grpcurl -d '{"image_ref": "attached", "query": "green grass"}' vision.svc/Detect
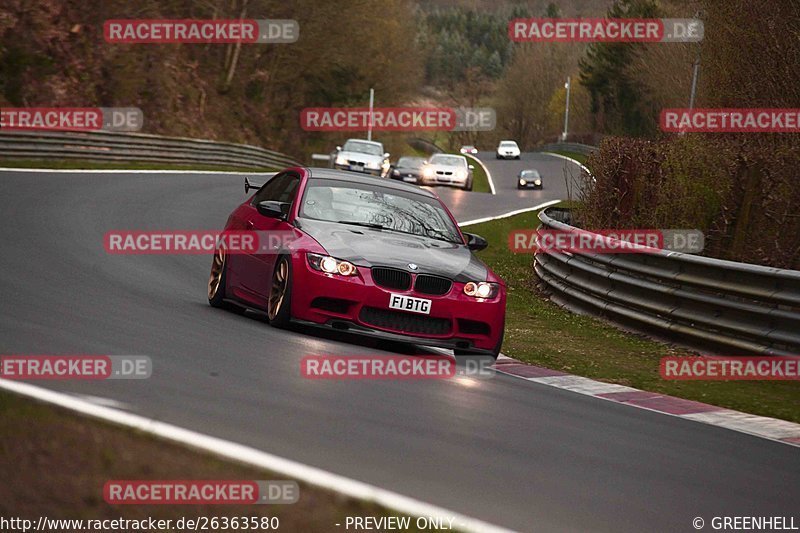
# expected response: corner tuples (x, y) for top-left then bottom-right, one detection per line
(543, 150), (588, 165)
(0, 391), (437, 531)
(0, 158), (279, 172)
(470, 207), (800, 424)
(462, 154), (491, 193)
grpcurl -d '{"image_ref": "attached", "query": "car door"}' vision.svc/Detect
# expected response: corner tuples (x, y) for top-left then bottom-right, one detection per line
(233, 172), (300, 305)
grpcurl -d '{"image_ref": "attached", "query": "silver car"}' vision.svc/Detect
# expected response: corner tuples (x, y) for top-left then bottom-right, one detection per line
(420, 154), (474, 190)
(334, 139), (391, 177)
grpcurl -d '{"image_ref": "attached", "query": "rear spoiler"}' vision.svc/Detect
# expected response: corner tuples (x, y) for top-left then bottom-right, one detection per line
(244, 177), (263, 194)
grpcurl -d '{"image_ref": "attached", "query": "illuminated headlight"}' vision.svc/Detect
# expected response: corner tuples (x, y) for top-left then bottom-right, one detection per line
(463, 281), (499, 299)
(392, 169), (400, 177)
(366, 161), (380, 169)
(307, 253), (358, 276)
(519, 179), (527, 186)
(335, 154), (347, 165)
(457, 169), (467, 179)
(534, 179), (541, 185)
(422, 166), (434, 179)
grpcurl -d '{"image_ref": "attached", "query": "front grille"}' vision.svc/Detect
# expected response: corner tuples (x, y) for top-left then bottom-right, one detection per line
(359, 307), (451, 335)
(371, 267), (411, 290)
(311, 297), (352, 314)
(414, 275), (452, 295)
(435, 170), (453, 175)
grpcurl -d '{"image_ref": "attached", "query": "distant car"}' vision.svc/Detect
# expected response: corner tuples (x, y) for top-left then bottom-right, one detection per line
(496, 140), (520, 160)
(334, 139), (391, 177)
(420, 154), (474, 190)
(517, 169), (542, 189)
(460, 145), (478, 155)
(390, 156), (426, 184)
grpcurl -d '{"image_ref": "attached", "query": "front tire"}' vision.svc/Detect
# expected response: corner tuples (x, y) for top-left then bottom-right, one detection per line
(268, 255), (293, 328)
(208, 247), (228, 308)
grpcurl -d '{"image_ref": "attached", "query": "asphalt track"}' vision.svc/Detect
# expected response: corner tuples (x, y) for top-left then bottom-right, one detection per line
(1, 153), (798, 532)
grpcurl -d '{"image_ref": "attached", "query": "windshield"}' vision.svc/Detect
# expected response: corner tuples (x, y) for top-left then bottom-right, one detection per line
(300, 179), (461, 243)
(342, 140), (383, 156)
(397, 157), (425, 169)
(500, 141), (517, 147)
(521, 170), (540, 178)
(429, 155), (466, 166)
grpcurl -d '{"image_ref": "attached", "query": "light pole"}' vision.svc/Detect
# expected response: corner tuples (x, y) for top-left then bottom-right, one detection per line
(367, 88), (374, 141)
(562, 76), (570, 142)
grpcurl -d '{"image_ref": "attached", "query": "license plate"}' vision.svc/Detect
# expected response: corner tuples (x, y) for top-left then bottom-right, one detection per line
(350, 165), (364, 172)
(389, 293), (431, 315)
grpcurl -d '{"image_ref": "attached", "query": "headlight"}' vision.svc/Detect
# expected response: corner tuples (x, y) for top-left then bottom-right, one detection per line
(335, 154), (347, 165)
(422, 167), (434, 178)
(463, 281), (499, 299)
(534, 179), (541, 185)
(307, 253), (358, 276)
(392, 169), (399, 177)
(519, 179), (527, 186)
(458, 169), (467, 179)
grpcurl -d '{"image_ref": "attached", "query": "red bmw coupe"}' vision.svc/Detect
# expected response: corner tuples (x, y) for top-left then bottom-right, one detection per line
(208, 167), (505, 358)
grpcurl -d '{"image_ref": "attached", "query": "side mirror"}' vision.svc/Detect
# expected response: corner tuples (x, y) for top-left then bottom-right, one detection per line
(256, 200), (288, 219)
(244, 177), (263, 194)
(336, 146), (342, 151)
(383, 153), (390, 159)
(468, 164), (474, 170)
(422, 160), (428, 165)
(463, 232), (488, 251)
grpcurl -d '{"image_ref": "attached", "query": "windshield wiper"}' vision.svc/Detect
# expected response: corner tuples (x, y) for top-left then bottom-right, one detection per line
(337, 220), (388, 230)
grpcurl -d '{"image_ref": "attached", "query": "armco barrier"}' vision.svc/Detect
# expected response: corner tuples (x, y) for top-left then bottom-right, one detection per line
(534, 207), (800, 356)
(0, 130), (300, 169)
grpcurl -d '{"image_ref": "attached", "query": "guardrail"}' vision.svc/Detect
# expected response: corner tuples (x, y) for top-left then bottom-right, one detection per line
(537, 142), (596, 155)
(534, 207), (800, 356)
(0, 130), (300, 169)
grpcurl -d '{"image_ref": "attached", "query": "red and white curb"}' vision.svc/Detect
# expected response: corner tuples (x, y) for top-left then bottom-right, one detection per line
(492, 354), (800, 448)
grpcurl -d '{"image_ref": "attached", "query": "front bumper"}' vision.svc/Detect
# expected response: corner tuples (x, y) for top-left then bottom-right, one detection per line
(335, 163), (382, 176)
(290, 256), (505, 353)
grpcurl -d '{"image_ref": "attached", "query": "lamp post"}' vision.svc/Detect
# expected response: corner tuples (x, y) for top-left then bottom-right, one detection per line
(562, 76), (571, 142)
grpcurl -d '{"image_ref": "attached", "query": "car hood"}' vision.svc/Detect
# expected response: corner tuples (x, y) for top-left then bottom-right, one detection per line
(338, 151), (384, 164)
(298, 218), (488, 282)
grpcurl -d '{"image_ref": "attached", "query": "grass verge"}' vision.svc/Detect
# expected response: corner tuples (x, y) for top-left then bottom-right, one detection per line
(0, 159), (278, 172)
(0, 391), (429, 530)
(542, 150), (588, 165)
(462, 154), (491, 193)
(471, 208), (800, 424)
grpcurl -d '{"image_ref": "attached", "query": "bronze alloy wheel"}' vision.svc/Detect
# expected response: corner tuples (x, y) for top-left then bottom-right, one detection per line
(268, 257), (289, 321)
(208, 246), (226, 301)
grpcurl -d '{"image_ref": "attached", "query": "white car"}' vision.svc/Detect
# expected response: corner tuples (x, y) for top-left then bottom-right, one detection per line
(420, 154), (474, 190)
(334, 139), (390, 177)
(496, 140), (521, 160)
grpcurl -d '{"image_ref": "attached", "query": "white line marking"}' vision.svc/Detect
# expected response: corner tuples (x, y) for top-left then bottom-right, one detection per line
(0, 167), (277, 175)
(0, 379), (516, 533)
(459, 200), (561, 227)
(463, 154), (495, 195)
(539, 152), (592, 176)
(528, 375), (638, 396)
